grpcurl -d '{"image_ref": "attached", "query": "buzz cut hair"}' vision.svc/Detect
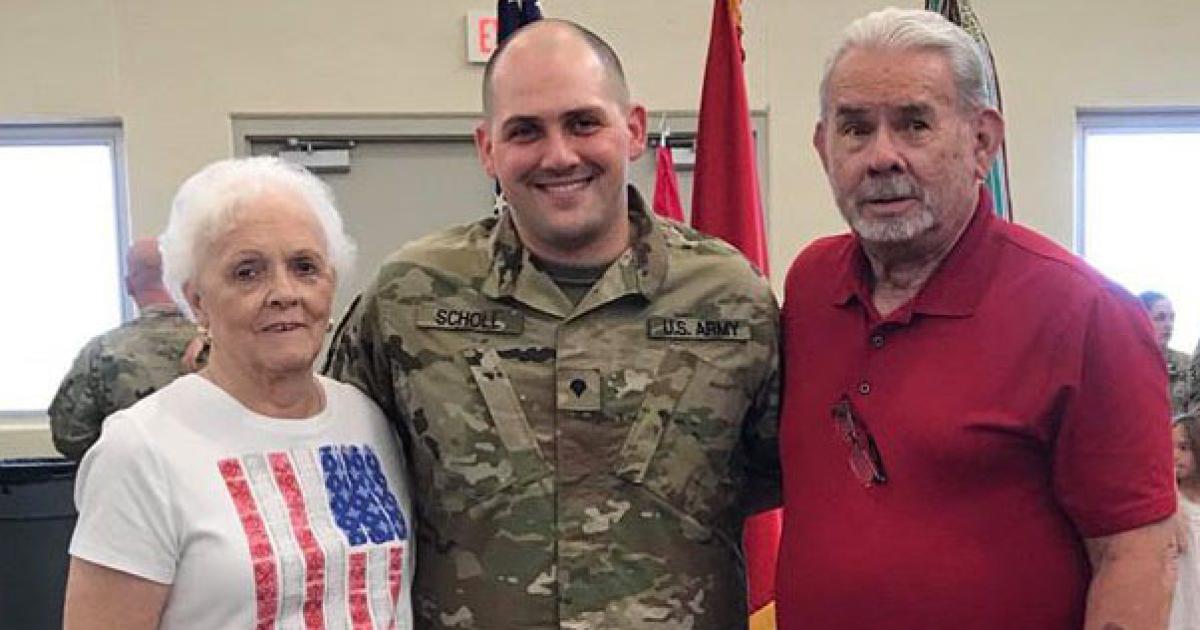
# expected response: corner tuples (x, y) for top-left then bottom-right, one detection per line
(481, 19), (630, 118)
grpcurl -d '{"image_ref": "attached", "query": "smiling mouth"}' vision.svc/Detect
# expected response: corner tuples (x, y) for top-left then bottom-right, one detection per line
(262, 322), (305, 333)
(534, 175), (594, 194)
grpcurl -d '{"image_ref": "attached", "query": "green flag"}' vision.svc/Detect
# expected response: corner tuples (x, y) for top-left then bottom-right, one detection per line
(927, 0), (1013, 220)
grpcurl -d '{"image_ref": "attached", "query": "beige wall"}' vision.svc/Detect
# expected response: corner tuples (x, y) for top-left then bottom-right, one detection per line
(3, 0), (1200, 455)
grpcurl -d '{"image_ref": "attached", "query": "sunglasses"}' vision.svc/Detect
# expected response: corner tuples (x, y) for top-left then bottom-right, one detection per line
(831, 396), (887, 487)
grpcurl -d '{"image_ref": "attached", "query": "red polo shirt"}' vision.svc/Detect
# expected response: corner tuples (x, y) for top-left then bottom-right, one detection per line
(776, 193), (1175, 629)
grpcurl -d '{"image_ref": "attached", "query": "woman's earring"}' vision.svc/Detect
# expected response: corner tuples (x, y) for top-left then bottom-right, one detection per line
(492, 190), (510, 216)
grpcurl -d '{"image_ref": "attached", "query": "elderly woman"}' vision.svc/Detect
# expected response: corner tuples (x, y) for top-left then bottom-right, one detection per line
(63, 157), (413, 629)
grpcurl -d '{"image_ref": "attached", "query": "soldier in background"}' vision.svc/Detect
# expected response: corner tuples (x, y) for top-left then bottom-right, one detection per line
(1139, 291), (1191, 414)
(327, 19), (780, 629)
(48, 237), (200, 460)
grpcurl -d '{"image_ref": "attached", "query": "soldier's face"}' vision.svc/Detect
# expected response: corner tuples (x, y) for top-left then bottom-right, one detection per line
(475, 32), (647, 264)
(184, 190), (335, 379)
(814, 47), (1002, 250)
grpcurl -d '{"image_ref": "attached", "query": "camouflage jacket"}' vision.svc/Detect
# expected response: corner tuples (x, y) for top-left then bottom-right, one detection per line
(1168, 348), (1192, 415)
(327, 191), (780, 629)
(48, 304), (198, 460)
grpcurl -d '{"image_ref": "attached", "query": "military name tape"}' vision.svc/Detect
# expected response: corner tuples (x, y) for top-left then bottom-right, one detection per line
(646, 317), (751, 341)
(417, 306), (524, 334)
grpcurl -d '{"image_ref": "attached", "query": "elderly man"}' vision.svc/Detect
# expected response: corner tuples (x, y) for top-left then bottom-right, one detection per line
(327, 19), (779, 630)
(776, 8), (1175, 629)
(49, 237), (200, 460)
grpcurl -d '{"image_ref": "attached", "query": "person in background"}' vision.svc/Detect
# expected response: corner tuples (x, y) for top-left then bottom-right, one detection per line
(1140, 291), (1191, 415)
(326, 19), (779, 629)
(776, 8), (1175, 629)
(49, 237), (200, 460)
(63, 157), (414, 629)
(1172, 414), (1200, 629)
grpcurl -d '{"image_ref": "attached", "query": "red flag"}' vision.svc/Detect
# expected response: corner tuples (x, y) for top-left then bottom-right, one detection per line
(745, 510), (781, 626)
(691, 0), (769, 275)
(692, 1), (778, 624)
(652, 146), (685, 222)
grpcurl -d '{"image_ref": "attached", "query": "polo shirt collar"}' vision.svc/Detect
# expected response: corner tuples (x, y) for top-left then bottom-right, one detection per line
(833, 187), (999, 320)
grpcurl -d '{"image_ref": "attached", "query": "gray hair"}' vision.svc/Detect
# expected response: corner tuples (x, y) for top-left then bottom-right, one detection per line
(160, 156), (356, 319)
(818, 7), (989, 118)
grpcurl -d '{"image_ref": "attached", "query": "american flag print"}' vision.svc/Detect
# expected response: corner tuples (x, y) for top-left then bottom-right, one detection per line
(219, 444), (409, 630)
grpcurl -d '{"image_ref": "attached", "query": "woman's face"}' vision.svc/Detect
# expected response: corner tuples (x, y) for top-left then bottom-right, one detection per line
(1175, 424), (1196, 482)
(185, 189), (335, 380)
(1147, 298), (1175, 351)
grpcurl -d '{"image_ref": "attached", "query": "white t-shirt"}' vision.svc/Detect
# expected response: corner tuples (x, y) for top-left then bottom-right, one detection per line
(71, 374), (414, 630)
(1172, 495), (1200, 630)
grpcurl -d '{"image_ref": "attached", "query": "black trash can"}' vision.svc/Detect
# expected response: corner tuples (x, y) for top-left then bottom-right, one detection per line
(0, 458), (77, 630)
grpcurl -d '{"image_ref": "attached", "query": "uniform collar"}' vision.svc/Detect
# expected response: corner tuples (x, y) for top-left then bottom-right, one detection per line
(138, 303), (185, 319)
(481, 186), (668, 316)
(832, 187), (999, 321)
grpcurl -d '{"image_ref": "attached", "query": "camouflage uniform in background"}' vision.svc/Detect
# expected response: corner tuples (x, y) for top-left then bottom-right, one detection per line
(1186, 342), (1200, 413)
(48, 304), (198, 460)
(1167, 348), (1191, 415)
(327, 190), (780, 629)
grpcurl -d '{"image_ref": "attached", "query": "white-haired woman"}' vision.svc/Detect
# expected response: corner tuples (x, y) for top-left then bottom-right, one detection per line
(63, 157), (413, 629)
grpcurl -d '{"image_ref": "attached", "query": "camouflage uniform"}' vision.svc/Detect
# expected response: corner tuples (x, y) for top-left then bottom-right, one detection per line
(48, 304), (198, 460)
(327, 190), (780, 629)
(1170, 348), (1193, 415)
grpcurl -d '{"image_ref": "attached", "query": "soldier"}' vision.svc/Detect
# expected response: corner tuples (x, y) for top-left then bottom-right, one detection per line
(1139, 291), (1191, 414)
(48, 237), (200, 460)
(327, 19), (780, 629)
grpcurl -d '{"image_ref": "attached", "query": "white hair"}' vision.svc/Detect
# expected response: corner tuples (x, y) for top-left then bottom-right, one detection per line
(818, 7), (990, 118)
(160, 156), (356, 319)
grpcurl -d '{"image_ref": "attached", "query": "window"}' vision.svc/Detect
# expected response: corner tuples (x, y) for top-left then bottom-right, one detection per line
(1077, 110), (1200, 354)
(0, 122), (129, 415)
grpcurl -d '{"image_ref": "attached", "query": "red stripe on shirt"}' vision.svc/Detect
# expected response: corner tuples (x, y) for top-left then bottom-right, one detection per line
(348, 551), (373, 629)
(219, 458), (279, 629)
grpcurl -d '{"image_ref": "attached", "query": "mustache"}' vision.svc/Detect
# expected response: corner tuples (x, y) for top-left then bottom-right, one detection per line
(855, 175), (923, 203)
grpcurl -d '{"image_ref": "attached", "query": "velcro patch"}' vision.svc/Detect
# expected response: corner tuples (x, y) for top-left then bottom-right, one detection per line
(417, 305), (523, 334)
(646, 317), (751, 341)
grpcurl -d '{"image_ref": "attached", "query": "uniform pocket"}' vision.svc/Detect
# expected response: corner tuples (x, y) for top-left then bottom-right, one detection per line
(409, 345), (550, 515)
(616, 348), (751, 525)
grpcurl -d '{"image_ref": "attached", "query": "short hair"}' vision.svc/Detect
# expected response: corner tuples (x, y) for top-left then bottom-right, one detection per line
(818, 7), (989, 118)
(160, 156), (356, 320)
(1138, 290), (1168, 310)
(482, 19), (630, 117)
(125, 237), (166, 294)
(1175, 414), (1200, 479)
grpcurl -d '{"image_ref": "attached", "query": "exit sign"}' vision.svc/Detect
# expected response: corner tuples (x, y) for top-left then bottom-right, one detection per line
(466, 10), (499, 64)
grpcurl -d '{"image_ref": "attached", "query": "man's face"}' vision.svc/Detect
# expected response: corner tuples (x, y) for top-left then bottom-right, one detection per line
(814, 47), (1001, 249)
(1147, 297), (1176, 350)
(1175, 423), (1196, 482)
(475, 30), (647, 264)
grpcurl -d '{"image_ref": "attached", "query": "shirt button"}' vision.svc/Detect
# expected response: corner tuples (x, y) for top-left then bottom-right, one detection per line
(857, 381), (871, 396)
(870, 334), (885, 348)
